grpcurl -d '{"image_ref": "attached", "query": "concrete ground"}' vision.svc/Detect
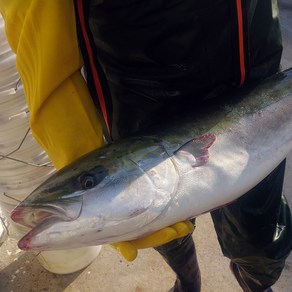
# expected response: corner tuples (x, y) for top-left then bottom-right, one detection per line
(1, 1), (292, 291)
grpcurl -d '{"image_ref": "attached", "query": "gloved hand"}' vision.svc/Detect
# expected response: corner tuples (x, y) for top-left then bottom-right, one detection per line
(111, 220), (195, 261)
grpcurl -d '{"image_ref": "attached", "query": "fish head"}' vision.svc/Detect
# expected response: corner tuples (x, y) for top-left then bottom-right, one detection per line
(11, 161), (107, 250)
(11, 137), (178, 250)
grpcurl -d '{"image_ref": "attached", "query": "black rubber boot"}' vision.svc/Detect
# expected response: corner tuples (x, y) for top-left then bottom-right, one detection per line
(155, 234), (201, 292)
(230, 262), (273, 292)
(212, 160), (291, 291)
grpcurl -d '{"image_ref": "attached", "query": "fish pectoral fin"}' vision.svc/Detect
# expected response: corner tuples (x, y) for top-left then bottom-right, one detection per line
(174, 134), (216, 167)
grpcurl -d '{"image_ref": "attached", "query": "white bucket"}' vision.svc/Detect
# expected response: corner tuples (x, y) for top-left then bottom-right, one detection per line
(36, 246), (102, 274)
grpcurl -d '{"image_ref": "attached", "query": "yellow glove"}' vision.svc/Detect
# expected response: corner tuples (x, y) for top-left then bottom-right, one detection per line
(111, 221), (195, 261)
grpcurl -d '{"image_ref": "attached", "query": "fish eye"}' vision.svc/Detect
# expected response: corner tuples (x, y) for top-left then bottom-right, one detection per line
(78, 173), (97, 190)
(75, 166), (107, 190)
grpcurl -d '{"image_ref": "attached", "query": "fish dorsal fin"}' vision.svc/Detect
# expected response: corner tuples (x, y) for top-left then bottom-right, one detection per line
(174, 134), (216, 167)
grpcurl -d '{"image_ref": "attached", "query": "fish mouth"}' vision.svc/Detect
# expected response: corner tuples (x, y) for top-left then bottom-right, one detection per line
(11, 206), (65, 229)
(10, 195), (84, 250)
(11, 205), (81, 251)
(10, 206), (69, 250)
(11, 193), (84, 229)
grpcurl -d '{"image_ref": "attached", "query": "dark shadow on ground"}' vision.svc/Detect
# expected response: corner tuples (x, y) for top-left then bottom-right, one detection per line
(0, 246), (83, 292)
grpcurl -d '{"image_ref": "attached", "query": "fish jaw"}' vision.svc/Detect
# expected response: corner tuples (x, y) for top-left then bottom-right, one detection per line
(10, 190), (85, 251)
(13, 194), (94, 250)
(11, 202), (85, 251)
(16, 211), (106, 251)
(17, 218), (65, 250)
(11, 192), (84, 227)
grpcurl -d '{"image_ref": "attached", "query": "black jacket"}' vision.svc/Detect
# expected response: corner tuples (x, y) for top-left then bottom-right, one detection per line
(74, 0), (283, 139)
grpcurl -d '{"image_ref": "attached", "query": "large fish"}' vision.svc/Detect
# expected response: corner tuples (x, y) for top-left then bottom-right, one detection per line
(11, 69), (292, 251)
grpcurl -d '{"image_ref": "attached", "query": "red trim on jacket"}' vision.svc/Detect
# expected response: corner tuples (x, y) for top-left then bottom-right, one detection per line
(76, 0), (110, 133)
(235, 0), (246, 86)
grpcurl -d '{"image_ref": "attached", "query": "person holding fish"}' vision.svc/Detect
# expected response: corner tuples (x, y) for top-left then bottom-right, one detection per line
(1, 0), (291, 291)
